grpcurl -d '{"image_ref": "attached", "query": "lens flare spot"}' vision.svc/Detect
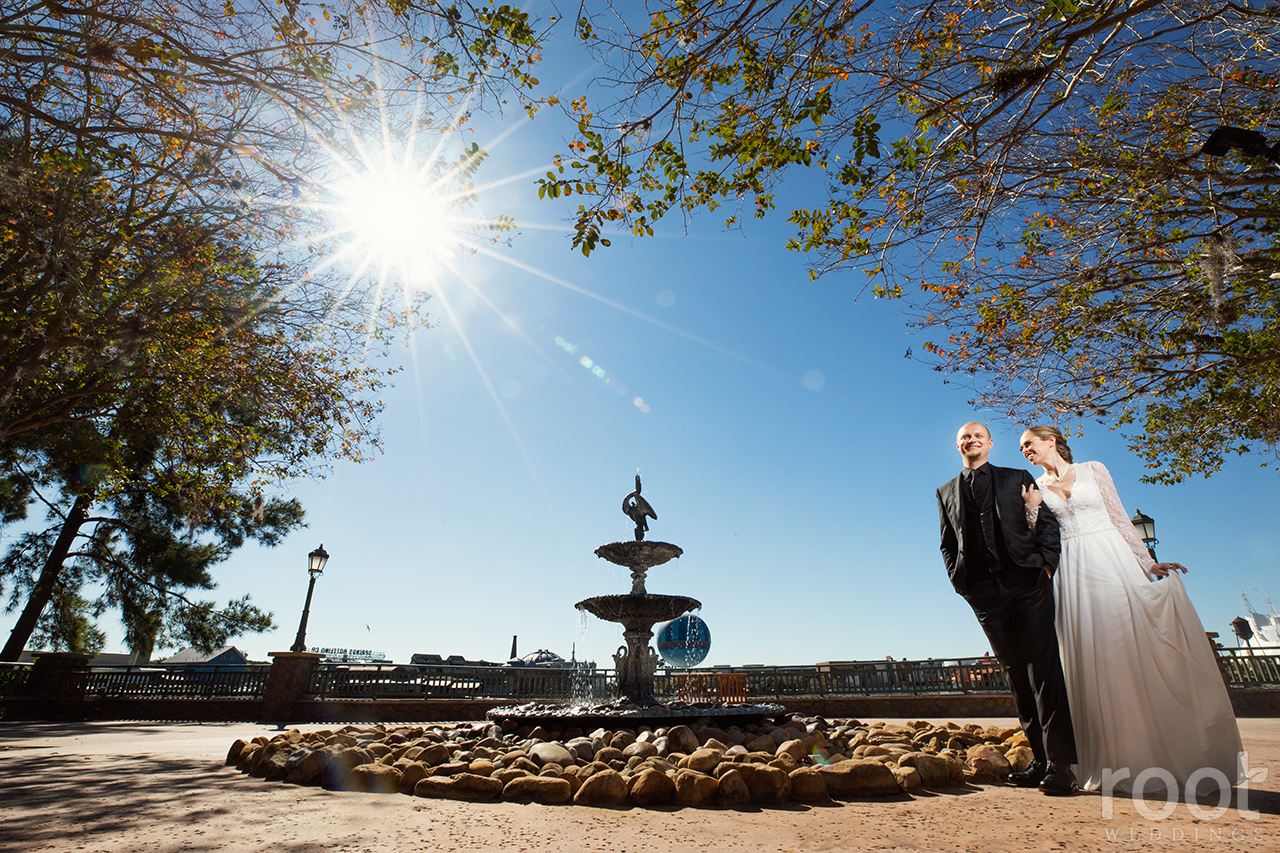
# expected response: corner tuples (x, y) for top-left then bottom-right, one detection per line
(802, 370), (826, 392)
(500, 379), (522, 399)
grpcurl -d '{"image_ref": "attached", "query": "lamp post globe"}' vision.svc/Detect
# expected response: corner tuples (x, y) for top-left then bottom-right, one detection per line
(291, 544), (329, 653)
(308, 543), (330, 578)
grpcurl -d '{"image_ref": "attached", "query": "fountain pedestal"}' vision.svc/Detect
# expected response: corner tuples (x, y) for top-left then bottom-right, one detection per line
(576, 582), (700, 706)
(616, 627), (660, 706)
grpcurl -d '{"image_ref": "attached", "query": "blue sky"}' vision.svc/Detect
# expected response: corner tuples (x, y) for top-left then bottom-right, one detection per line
(193, 173), (1279, 667)
(3, 14), (1277, 667)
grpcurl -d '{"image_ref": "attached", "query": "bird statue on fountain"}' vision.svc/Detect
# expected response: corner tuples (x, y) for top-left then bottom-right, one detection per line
(622, 474), (657, 541)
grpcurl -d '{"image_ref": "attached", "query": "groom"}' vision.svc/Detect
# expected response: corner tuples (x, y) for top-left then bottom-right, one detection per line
(938, 422), (1078, 795)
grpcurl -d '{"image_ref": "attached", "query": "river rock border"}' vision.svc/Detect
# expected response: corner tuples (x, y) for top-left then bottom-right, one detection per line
(226, 715), (1035, 807)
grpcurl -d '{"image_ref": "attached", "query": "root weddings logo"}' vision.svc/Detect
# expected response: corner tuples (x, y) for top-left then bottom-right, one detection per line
(1099, 751), (1269, 821)
(1102, 827), (1266, 843)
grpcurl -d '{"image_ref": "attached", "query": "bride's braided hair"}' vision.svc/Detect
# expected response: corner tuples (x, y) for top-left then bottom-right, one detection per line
(1026, 425), (1073, 463)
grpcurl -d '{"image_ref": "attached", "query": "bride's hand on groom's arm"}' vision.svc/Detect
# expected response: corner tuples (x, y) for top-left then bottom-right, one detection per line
(1150, 562), (1188, 577)
(1021, 484), (1042, 508)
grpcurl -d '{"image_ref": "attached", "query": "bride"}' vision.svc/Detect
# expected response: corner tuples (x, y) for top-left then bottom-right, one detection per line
(1019, 425), (1242, 795)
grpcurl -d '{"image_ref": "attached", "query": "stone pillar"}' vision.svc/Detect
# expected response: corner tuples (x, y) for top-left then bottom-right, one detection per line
(28, 652), (92, 720)
(260, 651), (324, 724)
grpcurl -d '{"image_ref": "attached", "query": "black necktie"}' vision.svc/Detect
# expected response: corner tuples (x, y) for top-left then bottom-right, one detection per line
(969, 467), (988, 506)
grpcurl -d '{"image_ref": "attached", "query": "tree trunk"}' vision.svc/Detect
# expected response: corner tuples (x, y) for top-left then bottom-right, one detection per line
(0, 493), (91, 661)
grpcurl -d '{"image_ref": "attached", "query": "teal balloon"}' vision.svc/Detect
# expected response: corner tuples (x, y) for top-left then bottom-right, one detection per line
(656, 614), (711, 668)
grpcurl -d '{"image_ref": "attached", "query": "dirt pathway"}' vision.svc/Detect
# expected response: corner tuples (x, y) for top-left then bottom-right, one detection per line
(2, 718), (1277, 852)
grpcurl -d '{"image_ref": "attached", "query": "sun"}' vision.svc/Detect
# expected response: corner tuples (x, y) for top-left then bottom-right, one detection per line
(331, 159), (460, 285)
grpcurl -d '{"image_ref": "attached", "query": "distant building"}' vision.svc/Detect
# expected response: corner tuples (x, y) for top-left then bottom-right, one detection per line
(407, 648), (596, 671)
(159, 647), (251, 670)
(409, 653), (502, 668)
(16, 651), (133, 667)
(513, 649), (572, 668)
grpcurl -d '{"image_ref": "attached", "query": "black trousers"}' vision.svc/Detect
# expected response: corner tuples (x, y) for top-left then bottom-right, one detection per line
(963, 568), (1077, 765)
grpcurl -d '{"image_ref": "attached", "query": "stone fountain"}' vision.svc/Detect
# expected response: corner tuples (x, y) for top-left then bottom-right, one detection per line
(577, 475), (698, 706)
(488, 476), (782, 728)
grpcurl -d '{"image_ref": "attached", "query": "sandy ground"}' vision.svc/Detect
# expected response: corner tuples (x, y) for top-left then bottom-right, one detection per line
(2, 717), (1279, 853)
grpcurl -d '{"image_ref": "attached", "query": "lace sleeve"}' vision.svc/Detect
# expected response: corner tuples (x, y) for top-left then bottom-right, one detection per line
(1089, 460), (1156, 574)
(1025, 502), (1040, 529)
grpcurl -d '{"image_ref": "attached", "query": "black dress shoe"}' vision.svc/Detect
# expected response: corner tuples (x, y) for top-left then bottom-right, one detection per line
(1039, 762), (1078, 796)
(1008, 759), (1048, 788)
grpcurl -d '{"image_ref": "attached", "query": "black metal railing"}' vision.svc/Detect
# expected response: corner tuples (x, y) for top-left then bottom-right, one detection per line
(0, 664), (31, 697)
(81, 665), (271, 699)
(301, 657), (1012, 702)
(13, 646), (1274, 709)
(663, 659), (1010, 699)
(308, 663), (617, 702)
(1216, 648), (1280, 688)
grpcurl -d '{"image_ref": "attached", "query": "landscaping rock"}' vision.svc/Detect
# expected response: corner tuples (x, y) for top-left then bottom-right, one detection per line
(397, 763), (430, 794)
(776, 738), (808, 762)
(350, 763), (401, 793)
(321, 747), (374, 791)
(716, 768), (751, 807)
(594, 746), (625, 764)
(966, 745), (1012, 777)
(414, 773), (504, 801)
(528, 742), (576, 768)
(1004, 745), (1035, 773)
(418, 743), (452, 766)
(679, 748), (723, 774)
(503, 775), (573, 805)
(733, 762), (791, 803)
(226, 739), (248, 766)
(898, 752), (954, 789)
(817, 759), (900, 798)
(788, 767), (831, 803)
(674, 769), (718, 807)
(666, 726), (700, 755)
(573, 769), (628, 806)
(964, 757), (1004, 785)
(621, 741), (659, 759)
(232, 716), (1045, 811)
(628, 768), (676, 806)
(891, 765), (923, 793)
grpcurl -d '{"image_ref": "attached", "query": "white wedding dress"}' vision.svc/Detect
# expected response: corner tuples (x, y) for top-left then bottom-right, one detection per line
(1036, 460), (1242, 794)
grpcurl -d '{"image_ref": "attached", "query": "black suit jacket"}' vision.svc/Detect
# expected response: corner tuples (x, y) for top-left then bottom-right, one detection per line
(937, 464), (1061, 595)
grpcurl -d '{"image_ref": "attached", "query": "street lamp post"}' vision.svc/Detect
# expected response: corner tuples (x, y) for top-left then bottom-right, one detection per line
(290, 544), (330, 653)
(1129, 509), (1158, 561)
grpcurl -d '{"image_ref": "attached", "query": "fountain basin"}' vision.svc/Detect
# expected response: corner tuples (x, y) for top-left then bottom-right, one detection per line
(575, 593), (700, 626)
(487, 700), (787, 730)
(594, 541), (683, 569)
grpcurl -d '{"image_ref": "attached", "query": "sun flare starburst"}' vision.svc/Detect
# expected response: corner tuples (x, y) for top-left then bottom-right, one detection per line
(330, 159), (459, 286)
